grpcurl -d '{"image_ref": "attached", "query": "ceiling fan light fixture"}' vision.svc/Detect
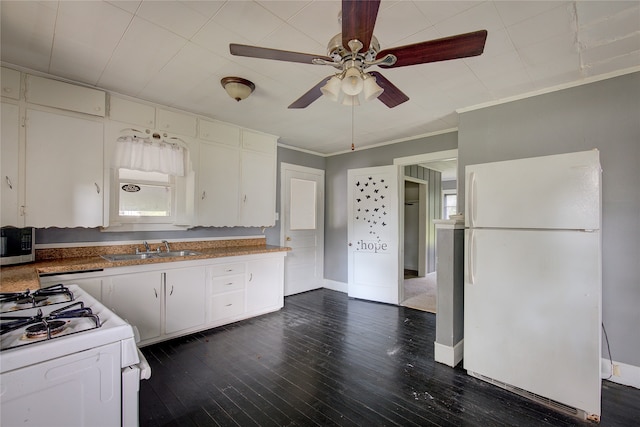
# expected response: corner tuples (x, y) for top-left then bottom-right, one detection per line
(320, 75), (342, 102)
(341, 66), (364, 96)
(362, 73), (384, 101)
(221, 76), (255, 102)
(341, 94), (360, 106)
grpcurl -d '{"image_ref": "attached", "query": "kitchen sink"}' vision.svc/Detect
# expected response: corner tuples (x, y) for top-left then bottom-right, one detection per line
(101, 253), (157, 262)
(155, 250), (202, 258)
(101, 250), (201, 262)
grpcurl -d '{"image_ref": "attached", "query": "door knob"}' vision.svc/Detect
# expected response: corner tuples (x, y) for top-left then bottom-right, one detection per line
(348, 242), (352, 246)
(286, 236), (291, 241)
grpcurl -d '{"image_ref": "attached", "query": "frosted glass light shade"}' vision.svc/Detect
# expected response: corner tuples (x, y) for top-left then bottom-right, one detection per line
(341, 67), (364, 96)
(362, 73), (384, 101)
(221, 77), (255, 101)
(341, 94), (360, 106)
(320, 76), (342, 102)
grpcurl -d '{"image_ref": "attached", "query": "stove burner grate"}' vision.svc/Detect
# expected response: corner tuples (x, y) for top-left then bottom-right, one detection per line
(0, 284), (74, 311)
(25, 320), (66, 338)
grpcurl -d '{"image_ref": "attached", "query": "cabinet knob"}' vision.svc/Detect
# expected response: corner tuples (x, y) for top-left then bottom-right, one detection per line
(286, 236), (291, 241)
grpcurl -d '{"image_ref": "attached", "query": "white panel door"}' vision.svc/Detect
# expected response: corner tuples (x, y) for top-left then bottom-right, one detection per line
(464, 228), (601, 417)
(465, 150), (601, 230)
(281, 164), (324, 296)
(348, 165), (402, 305)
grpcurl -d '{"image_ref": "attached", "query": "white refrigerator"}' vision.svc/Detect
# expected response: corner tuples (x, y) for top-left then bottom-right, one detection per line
(463, 150), (602, 422)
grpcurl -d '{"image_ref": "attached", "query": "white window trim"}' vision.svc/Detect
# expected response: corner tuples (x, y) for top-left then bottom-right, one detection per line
(442, 189), (457, 219)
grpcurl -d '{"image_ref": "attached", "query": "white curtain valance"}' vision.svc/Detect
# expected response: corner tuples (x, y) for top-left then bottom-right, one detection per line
(113, 135), (185, 176)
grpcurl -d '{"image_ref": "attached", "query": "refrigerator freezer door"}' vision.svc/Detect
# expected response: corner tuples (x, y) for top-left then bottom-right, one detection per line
(464, 228), (601, 417)
(465, 150), (601, 230)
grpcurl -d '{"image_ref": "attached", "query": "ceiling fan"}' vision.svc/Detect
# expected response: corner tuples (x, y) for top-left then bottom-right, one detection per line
(230, 0), (487, 109)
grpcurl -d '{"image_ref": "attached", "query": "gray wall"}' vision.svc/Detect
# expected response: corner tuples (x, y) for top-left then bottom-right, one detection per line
(457, 71), (640, 367)
(37, 146), (326, 248)
(325, 132), (458, 282)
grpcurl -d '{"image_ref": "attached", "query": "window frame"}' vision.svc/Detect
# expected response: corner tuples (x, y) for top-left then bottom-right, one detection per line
(112, 168), (177, 225)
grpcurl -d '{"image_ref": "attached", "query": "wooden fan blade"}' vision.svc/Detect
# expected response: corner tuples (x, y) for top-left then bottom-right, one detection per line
(230, 44), (332, 65)
(368, 71), (409, 108)
(378, 30), (488, 68)
(342, 0), (381, 52)
(288, 77), (332, 109)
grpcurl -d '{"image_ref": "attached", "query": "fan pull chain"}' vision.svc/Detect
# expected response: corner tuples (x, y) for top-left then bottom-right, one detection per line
(351, 103), (355, 151)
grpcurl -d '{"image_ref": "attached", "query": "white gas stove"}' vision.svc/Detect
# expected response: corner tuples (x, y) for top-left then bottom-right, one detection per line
(0, 284), (150, 426)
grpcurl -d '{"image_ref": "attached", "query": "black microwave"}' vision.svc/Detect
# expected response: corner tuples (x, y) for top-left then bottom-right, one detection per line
(0, 227), (35, 266)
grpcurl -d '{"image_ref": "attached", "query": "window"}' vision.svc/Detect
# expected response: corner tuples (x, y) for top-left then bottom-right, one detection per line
(442, 190), (457, 219)
(115, 168), (175, 223)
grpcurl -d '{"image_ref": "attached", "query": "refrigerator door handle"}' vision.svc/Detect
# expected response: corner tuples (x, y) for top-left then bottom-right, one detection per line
(468, 171), (477, 227)
(467, 229), (476, 285)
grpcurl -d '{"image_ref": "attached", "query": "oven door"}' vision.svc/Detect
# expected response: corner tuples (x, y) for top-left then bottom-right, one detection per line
(0, 342), (122, 427)
(122, 348), (151, 427)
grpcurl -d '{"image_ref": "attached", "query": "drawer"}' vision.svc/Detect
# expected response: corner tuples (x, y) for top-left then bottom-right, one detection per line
(209, 291), (244, 322)
(210, 274), (245, 294)
(208, 262), (246, 277)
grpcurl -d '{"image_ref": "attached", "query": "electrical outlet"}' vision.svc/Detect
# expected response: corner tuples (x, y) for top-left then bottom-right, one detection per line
(613, 364), (621, 376)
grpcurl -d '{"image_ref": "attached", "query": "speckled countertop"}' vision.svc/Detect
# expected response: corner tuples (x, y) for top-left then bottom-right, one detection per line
(0, 238), (290, 293)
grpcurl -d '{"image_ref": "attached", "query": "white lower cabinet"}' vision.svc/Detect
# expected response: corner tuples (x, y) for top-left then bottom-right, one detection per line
(39, 252), (285, 347)
(164, 267), (206, 335)
(105, 271), (162, 343)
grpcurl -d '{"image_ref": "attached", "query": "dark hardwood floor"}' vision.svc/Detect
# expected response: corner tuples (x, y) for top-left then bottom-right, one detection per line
(139, 289), (640, 426)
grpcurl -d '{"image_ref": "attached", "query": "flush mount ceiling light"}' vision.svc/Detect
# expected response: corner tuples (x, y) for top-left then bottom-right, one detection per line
(221, 77), (255, 102)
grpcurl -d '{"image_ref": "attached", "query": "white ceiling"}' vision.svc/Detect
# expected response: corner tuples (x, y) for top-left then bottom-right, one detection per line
(1, 1), (639, 155)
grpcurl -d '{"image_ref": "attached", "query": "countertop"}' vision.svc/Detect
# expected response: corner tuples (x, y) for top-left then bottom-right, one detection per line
(1, 239), (290, 293)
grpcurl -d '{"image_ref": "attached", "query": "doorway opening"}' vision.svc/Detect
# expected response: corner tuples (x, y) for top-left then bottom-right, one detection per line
(394, 150), (458, 313)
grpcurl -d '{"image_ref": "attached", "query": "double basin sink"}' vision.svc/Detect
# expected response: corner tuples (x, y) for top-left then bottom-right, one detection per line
(101, 250), (202, 262)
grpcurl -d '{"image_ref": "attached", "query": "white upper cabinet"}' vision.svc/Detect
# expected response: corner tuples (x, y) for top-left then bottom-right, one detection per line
(25, 109), (104, 227)
(25, 75), (105, 117)
(1, 67), (21, 100)
(240, 130), (277, 227)
(109, 96), (155, 128)
(1, 102), (21, 226)
(199, 119), (240, 147)
(157, 108), (197, 137)
(198, 141), (241, 226)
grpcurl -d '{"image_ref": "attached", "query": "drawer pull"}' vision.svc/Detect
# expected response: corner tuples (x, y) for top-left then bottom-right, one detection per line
(225, 282), (233, 286)
(225, 303), (233, 307)
(5, 176), (13, 189)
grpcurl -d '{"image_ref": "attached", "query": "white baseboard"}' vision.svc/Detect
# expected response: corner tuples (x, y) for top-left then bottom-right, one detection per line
(434, 339), (464, 368)
(323, 279), (347, 293)
(601, 358), (640, 389)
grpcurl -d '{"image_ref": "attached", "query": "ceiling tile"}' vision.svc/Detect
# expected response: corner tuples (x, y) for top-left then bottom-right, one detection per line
(506, 4), (575, 49)
(136, 1), (210, 39)
(583, 50), (640, 76)
(578, 5), (640, 47)
(192, 20), (254, 58)
(517, 31), (578, 67)
(210, 1), (284, 44)
(434, 2), (504, 37)
(413, 1), (482, 25)
(576, 1), (639, 26)
(285, 1), (343, 47)
(98, 17), (187, 95)
(494, 1), (568, 27)
(256, 0), (313, 22)
(179, 0), (225, 18)
(0, 1), (57, 72)
(106, 1), (141, 14)
(373, 1), (433, 47)
(50, 2), (133, 84)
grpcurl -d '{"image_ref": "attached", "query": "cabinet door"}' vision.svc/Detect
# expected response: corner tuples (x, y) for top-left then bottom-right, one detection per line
(105, 272), (162, 343)
(26, 75), (105, 117)
(199, 119), (240, 146)
(198, 141), (240, 226)
(1, 67), (21, 100)
(240, 149), (276, 226)
(165, 266), (206, 334)
(157, 108), (197, 137)
(246, 257), (283, 314)
(1, 103), (21, 226)
(109, 96), (155, 128)
(25, 109), (104, 227)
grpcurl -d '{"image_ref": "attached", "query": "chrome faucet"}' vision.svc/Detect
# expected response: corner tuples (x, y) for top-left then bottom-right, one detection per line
(162, 240), (171, 253)
(143, 241), (151, 252)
